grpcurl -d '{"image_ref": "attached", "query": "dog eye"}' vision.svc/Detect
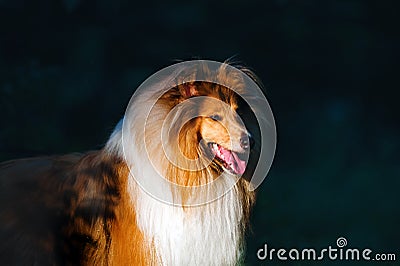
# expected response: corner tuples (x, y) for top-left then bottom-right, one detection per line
(209, 114), (222, 121)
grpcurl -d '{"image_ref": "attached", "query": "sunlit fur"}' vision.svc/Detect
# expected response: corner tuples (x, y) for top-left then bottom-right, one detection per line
(0, 62), (257, 265)
(105, 63), (256, 265)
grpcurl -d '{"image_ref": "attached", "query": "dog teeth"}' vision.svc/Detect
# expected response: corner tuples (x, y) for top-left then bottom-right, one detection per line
(213, 143), (218, 150)
(221, 154), (225, 160)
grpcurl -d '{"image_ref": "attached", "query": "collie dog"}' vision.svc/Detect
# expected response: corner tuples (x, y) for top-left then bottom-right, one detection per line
(0, 61), (262, 265)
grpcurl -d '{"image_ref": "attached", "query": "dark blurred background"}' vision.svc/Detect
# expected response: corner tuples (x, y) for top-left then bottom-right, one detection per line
(0, 0), (399, 265)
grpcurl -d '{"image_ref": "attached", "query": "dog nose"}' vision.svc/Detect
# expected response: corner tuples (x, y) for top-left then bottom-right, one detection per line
(240, 133), (254, 150)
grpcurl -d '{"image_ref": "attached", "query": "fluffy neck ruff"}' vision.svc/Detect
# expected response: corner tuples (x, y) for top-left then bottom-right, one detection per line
(105, 84), (254, 265)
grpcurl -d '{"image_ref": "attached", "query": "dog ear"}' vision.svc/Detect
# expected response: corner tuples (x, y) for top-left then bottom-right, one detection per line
(178, 82), (199, 99)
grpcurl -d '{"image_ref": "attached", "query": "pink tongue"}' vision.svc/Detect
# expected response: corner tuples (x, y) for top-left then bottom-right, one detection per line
(220, 148), (246, 175)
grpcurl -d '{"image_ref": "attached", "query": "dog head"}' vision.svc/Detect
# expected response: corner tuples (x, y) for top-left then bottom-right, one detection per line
(160, 81), (255, 177)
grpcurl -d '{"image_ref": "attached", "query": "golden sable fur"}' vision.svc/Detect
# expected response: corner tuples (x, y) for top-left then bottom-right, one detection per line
(0, 62), (259, 265)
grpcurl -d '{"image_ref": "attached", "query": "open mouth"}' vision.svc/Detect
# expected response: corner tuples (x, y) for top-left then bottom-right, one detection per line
(208, 142), (247, 175)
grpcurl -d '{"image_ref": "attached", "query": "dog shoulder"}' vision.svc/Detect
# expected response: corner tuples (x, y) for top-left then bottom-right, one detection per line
(0, 152), (127, 264)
